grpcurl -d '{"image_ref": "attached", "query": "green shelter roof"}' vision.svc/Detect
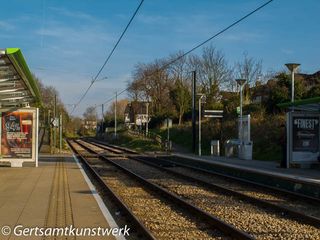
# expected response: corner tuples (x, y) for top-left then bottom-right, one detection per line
(0, 48), (41, 108)
(277, 97), (320, 112)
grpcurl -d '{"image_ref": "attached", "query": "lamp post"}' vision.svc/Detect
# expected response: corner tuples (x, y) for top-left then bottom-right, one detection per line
(198, 94), (206, 156)
(236, 79), (246, 143)
(285, 63), (300, 106)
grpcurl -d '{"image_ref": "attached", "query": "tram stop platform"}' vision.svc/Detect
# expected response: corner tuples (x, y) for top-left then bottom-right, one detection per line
(170, 153), (320, 199)
(0, 154), (124, 240)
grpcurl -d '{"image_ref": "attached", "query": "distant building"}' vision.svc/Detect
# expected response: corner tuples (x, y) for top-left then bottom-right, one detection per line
(295, 71), (320, 91)
(81, 120), (97, 130)
(251, 81), (274, 104)
(124, 101), (150, 128)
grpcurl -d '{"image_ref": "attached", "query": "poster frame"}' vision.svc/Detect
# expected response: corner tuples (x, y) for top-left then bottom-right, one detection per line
(287, 111), (320, 166)
(0, 107), (39, 167)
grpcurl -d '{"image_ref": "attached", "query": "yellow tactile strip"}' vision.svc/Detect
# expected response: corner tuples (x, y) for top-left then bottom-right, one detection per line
(43, 160), (75, 240)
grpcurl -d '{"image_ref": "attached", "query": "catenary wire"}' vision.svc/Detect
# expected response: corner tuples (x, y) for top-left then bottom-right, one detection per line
(94, 0), (274, 111)
(71, 0), (145, 114)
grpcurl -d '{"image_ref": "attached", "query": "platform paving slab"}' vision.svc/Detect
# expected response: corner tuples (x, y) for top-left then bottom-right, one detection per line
(0, 155), (118, 240)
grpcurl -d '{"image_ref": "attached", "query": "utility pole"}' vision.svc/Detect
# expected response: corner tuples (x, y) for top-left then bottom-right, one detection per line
(101, 104), (104, 135)
(198, 95), (205, 156)
(146, 102), (149, 137)
(192, 71), (196, 154)
(59, 113), (62, 153)
(114, 92), (117, 138)
(49, 110), (53, 154)
(53, 94), (56, 154)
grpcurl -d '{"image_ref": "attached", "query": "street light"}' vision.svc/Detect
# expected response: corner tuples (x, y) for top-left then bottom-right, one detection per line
(285, 63), (300, 105)
(198, 94), (206, 156)
(236, 79), (246, 143)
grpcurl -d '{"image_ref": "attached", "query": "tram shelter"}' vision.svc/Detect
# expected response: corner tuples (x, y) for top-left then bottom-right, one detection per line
(278, 97), (320, 168)
(0, 48), (41, 167)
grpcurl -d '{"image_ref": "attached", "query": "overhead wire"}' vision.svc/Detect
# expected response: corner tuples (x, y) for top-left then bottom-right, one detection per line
(71, 0), (145, 114)
(94, 0), (274, 109)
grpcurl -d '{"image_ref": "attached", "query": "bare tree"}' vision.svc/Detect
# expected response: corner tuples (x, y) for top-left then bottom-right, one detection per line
(187, 46), (232, 92)
(83, 106), (97, 121)
(167, 51), (191, 125)
(234, 52), (262, 102)
(235, 52), (262, 86)
(201, 45), (233, 91)
(105, 99), (129, 122)
(128, 58), (175, 118)
(128, 63), (149, 101)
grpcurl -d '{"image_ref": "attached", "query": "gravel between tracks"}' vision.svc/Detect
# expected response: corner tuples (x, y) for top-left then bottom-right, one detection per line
(111, 157), (320, 240)
(89, 159), (227, 240)
(84, 141), (320, 219)
(73, 141), (228, 239)
(167, 165), (320, 219)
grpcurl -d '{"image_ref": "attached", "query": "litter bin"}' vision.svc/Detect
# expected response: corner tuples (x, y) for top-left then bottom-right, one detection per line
(238, 141), (253, 160)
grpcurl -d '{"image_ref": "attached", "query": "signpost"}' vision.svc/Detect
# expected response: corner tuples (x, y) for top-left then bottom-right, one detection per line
(204, 110), (223, 118)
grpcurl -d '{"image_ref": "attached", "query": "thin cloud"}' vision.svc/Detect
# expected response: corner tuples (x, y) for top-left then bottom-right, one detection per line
(137, 14), (170, 25)
(48, 7), (96, 22)
(222, 32), (263, 42)
(0, 20), (15, 31)
(281, 48), (294, 55)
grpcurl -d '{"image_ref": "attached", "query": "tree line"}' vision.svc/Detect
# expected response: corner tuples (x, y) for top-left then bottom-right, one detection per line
(127, 45), (263, 125)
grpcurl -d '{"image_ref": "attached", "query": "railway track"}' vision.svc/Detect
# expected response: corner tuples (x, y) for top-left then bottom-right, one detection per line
(68, 139), (253, 240)
(88, 138), (320, 220)
(79, 138), (320, 239)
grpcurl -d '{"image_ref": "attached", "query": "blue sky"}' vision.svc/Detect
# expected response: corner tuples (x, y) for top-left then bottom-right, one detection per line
(1, 0), (320, 116)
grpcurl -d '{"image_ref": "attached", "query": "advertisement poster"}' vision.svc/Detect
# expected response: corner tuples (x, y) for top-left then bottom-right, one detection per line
(292, 116), (319, 152)
(1, 111), (33, 158)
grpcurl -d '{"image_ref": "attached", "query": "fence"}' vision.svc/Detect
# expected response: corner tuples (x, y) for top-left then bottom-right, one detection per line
(128, 129), (163, 146)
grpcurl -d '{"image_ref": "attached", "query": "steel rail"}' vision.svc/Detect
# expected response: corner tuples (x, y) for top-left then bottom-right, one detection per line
(75, 139), (254, 240)
(85, 139), (320, 228)
(88, 139), (320, 204)
(67, 139), (156, 240)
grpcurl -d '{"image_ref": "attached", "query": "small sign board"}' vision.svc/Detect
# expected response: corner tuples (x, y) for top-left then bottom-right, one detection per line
(163, 118), (172, 128)
(236, 106), (240, 115)
(51, 117), (59, 127)
(204, 110), (223, 118)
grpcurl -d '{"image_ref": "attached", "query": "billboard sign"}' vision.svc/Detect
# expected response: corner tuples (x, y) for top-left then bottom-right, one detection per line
(287, 112), (320, 164)
(292, 116), (319, 152)
(0, 108), (38, 167)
